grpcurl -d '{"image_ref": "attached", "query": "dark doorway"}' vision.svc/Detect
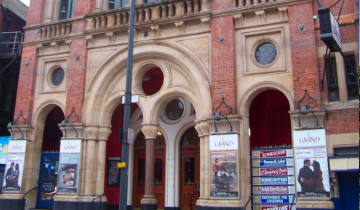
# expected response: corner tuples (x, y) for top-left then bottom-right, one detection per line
(337, 172), (359, 210)
(249, 90), (291, 148)
(37, 106), (64, 209)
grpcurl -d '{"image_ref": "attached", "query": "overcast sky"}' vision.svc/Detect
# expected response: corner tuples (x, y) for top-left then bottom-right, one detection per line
(20, 0), (30, 6)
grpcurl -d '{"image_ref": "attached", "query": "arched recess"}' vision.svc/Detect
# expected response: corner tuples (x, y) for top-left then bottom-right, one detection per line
(82, 40), (212, 127)
(25, 102), (65, 209)
(237, 82), (294, 203)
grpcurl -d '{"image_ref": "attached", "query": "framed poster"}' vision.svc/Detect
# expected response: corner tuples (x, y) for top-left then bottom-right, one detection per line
(293, 129), (330, 198)
(57, 153), (79, 193)
(209, 134), (239, 197)
(107, 157), (120, 186)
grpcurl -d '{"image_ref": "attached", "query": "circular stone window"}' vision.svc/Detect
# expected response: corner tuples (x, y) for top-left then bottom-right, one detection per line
(161, 99), (184, 123)
(51, 68), (65, 86)
(255, 42), (277, 65)
(142, 67), (164, 95)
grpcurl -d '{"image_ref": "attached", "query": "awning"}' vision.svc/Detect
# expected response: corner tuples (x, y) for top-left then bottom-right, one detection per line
(329, 157), (359, 172)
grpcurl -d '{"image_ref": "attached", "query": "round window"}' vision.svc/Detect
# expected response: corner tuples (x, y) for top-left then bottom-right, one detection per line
(255, 42), (277, 65)
(165, 99), (184, 121)
(51, 68), (64, 86)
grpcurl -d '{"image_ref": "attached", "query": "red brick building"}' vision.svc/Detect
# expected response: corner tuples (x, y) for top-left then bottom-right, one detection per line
(0, 0), (358, 209)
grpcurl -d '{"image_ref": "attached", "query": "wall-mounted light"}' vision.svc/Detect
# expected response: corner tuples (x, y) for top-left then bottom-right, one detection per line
(297, 90), (319, 127)
(213, 97), (233, 133)
(157, 131), (162, 136)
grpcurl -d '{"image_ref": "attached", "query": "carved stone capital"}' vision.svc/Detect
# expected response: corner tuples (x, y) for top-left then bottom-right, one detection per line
(59, 123), (84, 139)
(289, 108), (326, 130)
(195, 121), (210, 137)
(141, 124), (159, 139)
(8, 124), (33, 140)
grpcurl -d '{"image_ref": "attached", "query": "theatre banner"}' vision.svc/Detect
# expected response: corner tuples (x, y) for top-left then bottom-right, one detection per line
(209, 134), (238, 198)
(252, 147), (296, 208)
(57, 140), (81, 193)
(3, 140), (27, 191)
(293, 129), (330, 198)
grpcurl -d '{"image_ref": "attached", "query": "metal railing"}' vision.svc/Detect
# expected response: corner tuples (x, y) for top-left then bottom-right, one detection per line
(91, 193), (105, 210)
(0, 31), (23, 56)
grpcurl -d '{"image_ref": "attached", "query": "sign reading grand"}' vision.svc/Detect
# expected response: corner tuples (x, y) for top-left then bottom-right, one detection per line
(293, 129), (330, 198)
(209, 134), (238, 151)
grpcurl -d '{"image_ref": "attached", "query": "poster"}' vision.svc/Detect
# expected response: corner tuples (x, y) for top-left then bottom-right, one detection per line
(253, 186), (295, 195)
(107, 157), (120, 186)
(57, 153), (79, 193)
(2, 140), (26, 191)
(57, 140), (81, 193)
(252, 176), (295, 186)
(293, 129), (330, 198)
(253, 195), (295, 205)
(3, 153), (24, 190)
(253, 205), (295, 210)
(0, 137), (10, 164)
(209, 134), (238, 197)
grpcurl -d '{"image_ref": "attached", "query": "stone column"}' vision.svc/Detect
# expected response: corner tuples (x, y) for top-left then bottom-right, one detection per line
(194, 121), (210, 200)
(95, 126), (111, 195)
(94, 0), (103, 12)
(140, 124), (159, 210)
(43, 0), (55, 23)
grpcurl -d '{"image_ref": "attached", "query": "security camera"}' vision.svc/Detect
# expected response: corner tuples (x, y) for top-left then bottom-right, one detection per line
(313, 15), (318, 20)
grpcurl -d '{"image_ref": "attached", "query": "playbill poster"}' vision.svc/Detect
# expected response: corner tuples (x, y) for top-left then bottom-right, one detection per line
(293, 129), (330, 198)
(57, 140), (81, 193)
(209, 134), (238, 197)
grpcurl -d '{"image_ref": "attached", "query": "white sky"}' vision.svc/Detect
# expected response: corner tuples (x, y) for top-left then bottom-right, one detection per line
(20, 0), (30, 6)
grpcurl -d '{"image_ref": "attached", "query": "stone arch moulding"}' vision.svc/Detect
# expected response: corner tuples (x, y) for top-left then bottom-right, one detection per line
(238, 81), (294, 117)
(83, 40), (211, 126)
(32, 99), (65, 127)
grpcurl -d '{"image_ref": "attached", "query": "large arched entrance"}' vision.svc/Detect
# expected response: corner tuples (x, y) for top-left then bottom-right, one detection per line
(36, 106), (64, 208)
(104, 103), (138, 209)
(249, 89), (294, 209)
(132, 132), (166, 209)
(179, 127), (200, 210)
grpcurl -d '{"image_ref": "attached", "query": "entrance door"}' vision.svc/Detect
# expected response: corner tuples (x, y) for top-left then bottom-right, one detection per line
(37, 153), (59, 209)
(338, 172), (359, 210)
(180, 127), (200, 210)
(133, 133), (166, 209)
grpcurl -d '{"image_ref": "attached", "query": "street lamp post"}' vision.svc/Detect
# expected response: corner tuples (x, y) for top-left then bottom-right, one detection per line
(119, 0), (136, 210)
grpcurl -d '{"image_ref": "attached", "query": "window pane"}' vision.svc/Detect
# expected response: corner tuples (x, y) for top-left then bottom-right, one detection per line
(144, 0), (161, 3)
(111, 0), (130, 8)
(108, 0), (115, 9)
(59, 0), (74, 20)
(325, 57), (340, 101)
(344, 55), (358, 100)
(184, 157), (195, 185)
(154, 158), (163, 185)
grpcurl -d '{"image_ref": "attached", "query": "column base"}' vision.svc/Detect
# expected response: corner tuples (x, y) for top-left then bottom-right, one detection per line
(196, 198), (244, 209)
(0, 193), (25, 210)
(141, 195), (157, 210)
(296, 199), (334, 209)
(53, 200), (107, 210)
(0, 198), (25, 210)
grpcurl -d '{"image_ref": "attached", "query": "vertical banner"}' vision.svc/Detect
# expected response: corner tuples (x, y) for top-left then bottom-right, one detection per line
(209, 134), (238, 197)
(57, 140), (81, 193)
(251, 148), (296, 209)
(293, 129), (330, 198)
(3, 140), (27, 191)
(0, 136), (10, 164)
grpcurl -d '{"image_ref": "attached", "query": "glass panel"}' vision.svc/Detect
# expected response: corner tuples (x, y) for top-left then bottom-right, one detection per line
(59, 0), (74, 20)
(255, 42), (277, 65)
(344, 55), (358, 100)
(165, 99), (184, 121)
(154, 158), (163, 185)
(184, 157), (195, 185)
(181, 127), (199, 147)
(144, 0), (162, 3)
(111, 0), (130, 8)
(137, 158), (145, 184)
(51, 68), (64, 86)
(325, 57), (340, 101)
